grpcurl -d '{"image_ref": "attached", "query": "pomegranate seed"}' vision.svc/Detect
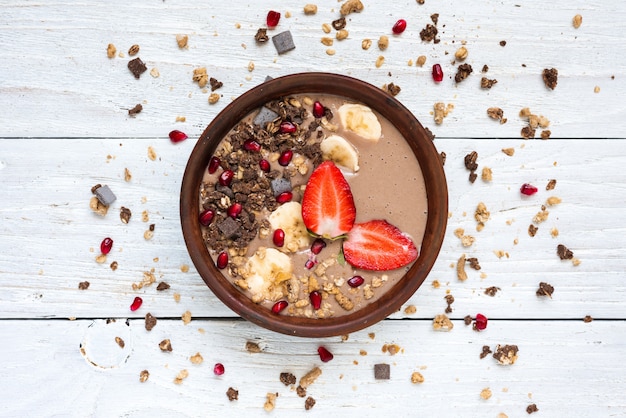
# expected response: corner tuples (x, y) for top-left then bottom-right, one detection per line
(213, 363), (225, 376)
(266, 10), (281, 28)
(199, 209), (215, 226)
(304, 259), (316, 270)
(216, 251), (228, 269)
(273, 229), (285, 247)
(317, 346), (334, 362)
(392, 19), (407, 34)
(208, 156), (221, 174)
(278, 150), (293, 166)
(311, 238), (326, 255)
(312, 101), (325, 118)
(347, 275), (365, 288)
(271, 300), (288, 314)
(100, 237), (113, 255)
(474, 313), (488, 331)
(276, 191), (293, 204)
(244, 139), (261, 152)
(279, 121), (297, 134)
(310, 291), (322, 310)
(259, 159), (271, 172)
(227, 202), (243, 218)
(168, 129), (188, 143)
(432, 64), (444, 82)
(130, 296), (143, 312)
(520, 183), (538, 196)
(219, 169), (234, 186)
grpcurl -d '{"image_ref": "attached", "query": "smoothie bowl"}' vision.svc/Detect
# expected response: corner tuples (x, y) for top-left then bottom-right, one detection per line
(180, 73), (447, 337)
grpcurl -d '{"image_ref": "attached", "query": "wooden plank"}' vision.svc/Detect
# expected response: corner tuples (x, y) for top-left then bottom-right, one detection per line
(0, 0), (624, 138)
(0, 318), (623, 417)
(1, 137), (624, 320)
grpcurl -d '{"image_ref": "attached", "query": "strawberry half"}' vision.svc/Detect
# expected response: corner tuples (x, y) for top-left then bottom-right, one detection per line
(343, 220), (418, 271)
(301, 161), (356, 239)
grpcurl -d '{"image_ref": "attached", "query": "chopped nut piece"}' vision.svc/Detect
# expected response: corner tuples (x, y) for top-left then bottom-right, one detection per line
(255, 28), (269, 43)
(156, 281), (170, 291)
(304, 4), (318, 15)
(557, 244), (574, 260)
(502, 147), (515, 156)
(336, 29), (349, 40)
(416, 55), (427, 66)
(528, 224), (538, 237)
(176, 34), (189, 48)
(584, 315), (593, 323)
(280, 372), (297, 386)
(546, 196), (562, 206)
(404, 305), (417, 314)
(147, 146), (157, 161)
(106, 43), (117, 58)
(326, 48), (336, 56)
(375, 55), (385, 68)
(128, 44), (140, 56)
(120, 206), (132, 224)
(208, 93), (220, 104)
(456, 254), (468, 281)
(484, 286), (499, 297)
(159, 339), (172, 352)
(411, 371), (425, 383)
(78, 281), (90, 290)
(182, 310), (192, 324)
(573, 14), (583, 28)
(420, 24), (438, 43)
(321, 37), (333, 46)
(480, 388), (492, 400)
(433, 314), (454, 331)
(455, 46), (468, 61)
(340, 0), (364, 16)
(145, 313), (157, 331)
(322, 23), (331, 33)
(305, 396), (316, 410)
(190, 352), (204, 364)
(245, 341), (262, 353)
(383, 83), (401, 96)
(546, 179), (557, 190)
(264, 392), (278, 412)
(493, 344), (519, 365)
(127, 58), (147, 79)
(139, 370), (150, 382)
(475, 202), (490, 230)
(480, 345), (493, 359)
(174, 369), (189, 385)
(115, 336), (125, 348)
(378, 35), (389, 50)
(128, 104), (142, 117)
(455, 64), (473, 83)
(361, 38), (372, 50)
(299, 366), (322, 388)
(332, 17), (347, 30)
(481, 167), (492, 183)
(193, 67), (209, 88)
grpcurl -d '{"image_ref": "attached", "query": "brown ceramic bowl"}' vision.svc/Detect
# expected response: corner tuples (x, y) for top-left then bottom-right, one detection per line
(180, 73), (447, 338)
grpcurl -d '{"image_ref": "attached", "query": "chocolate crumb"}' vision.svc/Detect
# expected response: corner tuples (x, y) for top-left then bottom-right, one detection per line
(467, 257), (481, 270)
(499, 40), (507, 46)
(226, 387), (239, 401)
(127, 58), (147, 79)
(78, 281), (90, 290)
(546, 179), (557, 190)
(120, 206), (132, 224)
(444, 294), (455, 313)
(521, 126), (536, 139)
(526, 404), (539, 414)
(383, 83), (401, 96)
(439, 151), (447, 166)
(115, 336), (125, 348)
(110, 261), (118, 271)
(145, 312), (157, 331)
(455, 64), (473, 83)
(528, 224), (538, 237)
(481, 64), (489, 73)
(139, 369), (150, 382)
(128, 103), (143, 116)
(420, 24), (438, 43)
(159, 339), (172, 352)
(296, 385), (307, 398)
(584, 315), (593, 323)
(156, 281), (170, 291)
(464, 151), (478, 171)
(430, 13), (439, 25)
(493, 344), (519, 365)
(480, 345), (492, 359)
(557, 244), (574, 260)
(332, 17), (346, 30)
(464, 315), (472, 326)
(484, 286), (500, 297)
(374, 363), (390, 379)
(536, 282), (554, 298)
(209, 77), (223, 91)
(245, 341), (262, 353)
(542, 68), (558, 90)
(255, 28), (269, 43)
(480, 77), (498, 89)
(304, 396), (316, 410)
(280, 372), (297, 386)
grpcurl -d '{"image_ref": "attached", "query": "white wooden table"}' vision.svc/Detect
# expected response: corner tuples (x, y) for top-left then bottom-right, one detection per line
(1, 1), (625, 416)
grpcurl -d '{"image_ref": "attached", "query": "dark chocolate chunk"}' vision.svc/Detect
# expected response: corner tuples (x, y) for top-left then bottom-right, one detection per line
(226, 387), (239, 401)
(557, 244), (574, 260)
(374, 363), (390, 380)
(217, 216), (240, 238)
(253, 106), (279, 127)
(156, 281), (170, 291)
(270, 178), (292, 196)
(536, 282), (554, 298)
(144, 313), (157, 331)
(95, 185), (117, 206)
(128, 57), (147, 79)
(78, 281), (90, 290)
(128, 103), (143, 116)
(304, 396), (316, 410)
(272, 31), (295, 54)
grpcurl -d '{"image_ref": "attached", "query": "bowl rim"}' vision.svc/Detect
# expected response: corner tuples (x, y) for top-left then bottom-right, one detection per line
(180, 72), (448, 338)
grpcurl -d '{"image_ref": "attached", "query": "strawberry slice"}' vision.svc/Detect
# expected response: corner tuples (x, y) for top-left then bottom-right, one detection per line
(343, 220), (418, 271)
(301, 161), (356, 239)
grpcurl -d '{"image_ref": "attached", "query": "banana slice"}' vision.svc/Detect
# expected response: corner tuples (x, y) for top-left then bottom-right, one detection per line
(240, 247), (293, 303)
(320, 134), (360, 172)
(337, 103), (382, 142)
(268, 201), (311, 252)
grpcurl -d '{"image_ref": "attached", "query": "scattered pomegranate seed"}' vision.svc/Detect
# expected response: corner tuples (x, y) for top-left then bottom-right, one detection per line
(227, 202), (243, 218)
(317, 346), (334, 362)
(266, 10), (281, 28)
(219, 169), (235, 186)
(213, 363), (225, 376)
(347, 275), (365, 288)
(432, 64), (444, 82)
(100, 237), (113, 255)
(520, 183), (538, 196)
(273, 229), (285, 247)
(310, 291), (322, 310)
(243, 139), (261, 152)
(474, 313), (488, 331)
(304, 259), (316, 270)
(208, 156), (221, 174)
(199, 209), (215, 226)
(275, 191), (293, 204)
(392, 19), (407, 34)
(279, 121), (297, 134)
(271, 300), (288, 314)
(168, 129), (188, 143)
(310, 238), (326, 255)
(278, 150), (293, 166)
(259, 159), (271, 172)
(130, 296), (143, 312)
(216, 251), (229, 269)
(312, 101), (325, 118)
